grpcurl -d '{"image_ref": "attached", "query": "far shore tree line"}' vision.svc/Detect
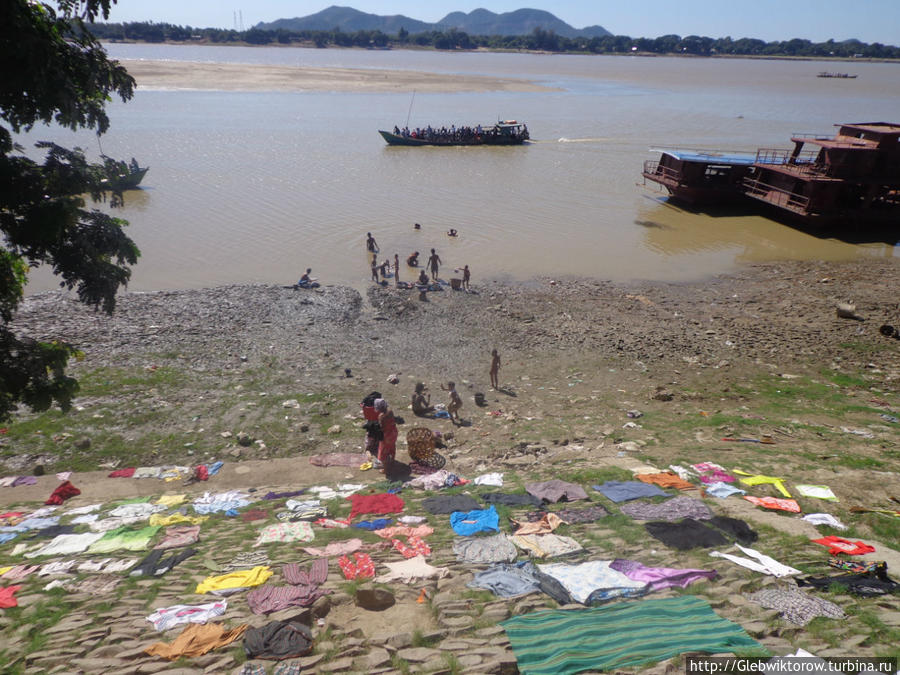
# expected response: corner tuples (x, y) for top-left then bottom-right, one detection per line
(90, 22), (900, 59)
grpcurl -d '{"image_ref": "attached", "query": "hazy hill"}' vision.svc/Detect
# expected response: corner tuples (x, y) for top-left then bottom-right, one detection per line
(254, 5), (610, 37)
(437, 8), (610, 38)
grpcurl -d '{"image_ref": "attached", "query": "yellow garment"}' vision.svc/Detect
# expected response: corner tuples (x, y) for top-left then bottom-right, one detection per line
(154, 494), (186, 507)
(195, 566), (272, 594)
(149, 513), (208, 527)
(733, 470), (792, 498)
(144, 622), (247, 660)
(0, 566), (11, 576)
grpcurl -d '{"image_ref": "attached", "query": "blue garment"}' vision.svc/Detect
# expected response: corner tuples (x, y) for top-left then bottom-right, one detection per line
(354, 518), (393, 531)
(207, 461), (224, 476)
(705, 482), (747, 499)
(0, 532), (17, 544)
(593, 481), (669, 503)
(450, 505), (499, 536)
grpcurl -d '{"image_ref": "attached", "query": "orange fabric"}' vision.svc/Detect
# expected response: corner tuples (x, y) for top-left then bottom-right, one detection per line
(144, 622), (247, 660)
(635, 472), (696, 491)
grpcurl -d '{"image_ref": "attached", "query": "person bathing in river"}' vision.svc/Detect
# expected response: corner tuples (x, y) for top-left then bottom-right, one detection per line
(394, 254), (400, 286)
(427, 248), (442, 282)
(463, 264), (470, 291)
(366, 232), (379, 253)
(407, 251), (419, 267)
(417, 269), (429, 286)
(447, 228), (458, 237)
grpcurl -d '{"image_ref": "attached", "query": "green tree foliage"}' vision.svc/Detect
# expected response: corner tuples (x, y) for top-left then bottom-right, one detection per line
(0, 0), (140, 420)
(89, 21), (899, 58)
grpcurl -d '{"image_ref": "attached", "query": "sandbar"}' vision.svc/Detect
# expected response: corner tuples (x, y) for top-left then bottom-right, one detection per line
(122, 59), (556, 93)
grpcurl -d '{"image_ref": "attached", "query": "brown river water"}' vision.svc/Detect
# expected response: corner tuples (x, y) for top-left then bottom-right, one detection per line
(19, 45), (900, 292)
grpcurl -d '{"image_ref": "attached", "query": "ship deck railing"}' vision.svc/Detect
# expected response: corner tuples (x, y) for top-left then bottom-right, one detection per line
(642, 160), (683, 184)
(743, 176), (811, 213)
(755, 148), (818, 165)
(790, 132), (834, 140)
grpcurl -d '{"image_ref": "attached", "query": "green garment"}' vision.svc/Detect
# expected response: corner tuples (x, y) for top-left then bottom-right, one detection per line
(501, 596), (766, 675)
(87, 525), (161, 554)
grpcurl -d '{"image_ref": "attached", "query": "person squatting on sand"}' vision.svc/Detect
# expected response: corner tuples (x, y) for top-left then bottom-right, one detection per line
(411, 382), (435, 417)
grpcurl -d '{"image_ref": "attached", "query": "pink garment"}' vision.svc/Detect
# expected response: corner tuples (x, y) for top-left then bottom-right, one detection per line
(700, 470), (736, 484)
(301, 539), (363, 557)
(744, 496), (801, 513)
(338, 553), (375, 580)
(373, 525), (434, 540)
(609, 559), (718, 590)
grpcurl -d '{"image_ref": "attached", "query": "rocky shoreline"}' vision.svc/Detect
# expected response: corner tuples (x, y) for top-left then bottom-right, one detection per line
(3, 258), (900, 674)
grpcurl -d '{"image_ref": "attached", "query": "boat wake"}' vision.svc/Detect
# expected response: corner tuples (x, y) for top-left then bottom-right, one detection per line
(558, 137), (610, 143)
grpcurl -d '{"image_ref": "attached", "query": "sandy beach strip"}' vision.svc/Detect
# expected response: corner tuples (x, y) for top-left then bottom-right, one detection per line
(122, 59), (557, 93)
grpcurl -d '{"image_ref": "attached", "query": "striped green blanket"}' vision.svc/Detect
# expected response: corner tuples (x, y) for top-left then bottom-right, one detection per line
(501, 596), (765, 675)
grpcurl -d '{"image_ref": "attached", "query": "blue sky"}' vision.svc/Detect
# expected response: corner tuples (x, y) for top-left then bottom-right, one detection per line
(99, 1), (900, 45)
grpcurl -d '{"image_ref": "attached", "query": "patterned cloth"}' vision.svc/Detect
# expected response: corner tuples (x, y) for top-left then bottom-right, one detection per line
(373, 525), (434, 539)
(453, 533), (518, 564)
(537, 560), (648, 604)
(223, 551), (271, 572)
(748, 586), (845, 626)
(554, 504), (610, 523)
(392, 536), (431, 559)
(510, 533), (583, 559)
(338, 553), (375, 580)
(154, 525), (200, 550)
(147, 600), (228, 631)
(620, 496), (712, 521)
(253, 522), (314, 547)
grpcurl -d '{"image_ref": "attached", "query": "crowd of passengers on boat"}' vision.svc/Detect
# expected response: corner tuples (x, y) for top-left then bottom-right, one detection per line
(391, 123), (527, 142)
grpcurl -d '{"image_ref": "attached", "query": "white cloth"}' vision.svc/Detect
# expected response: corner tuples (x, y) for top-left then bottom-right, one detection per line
(77, 558), (112, 573)
(70, 514), (100, 524)
(802, 513), (847, 530)
(308, 484), (364, 500)
(285, 499), (321, 512)
(709, 544), (800, 578)
(25, 532), (105, 558)
(44, 578), (75, 591)
(103, 558), (138, 573)
(398, 516), (427, 525)
(65, 503), (102, 516)
(146, 600), (228, 631)
(109, 503), (166, 519)
(89, 515), (146, 532)
(26, 506), (58, 519)
(37, 560), (78, 576)
(473, 472), (504, 487)
(668, 465), (697, 481)
(134, 467), (163, 479)
(407, 470), (455, 490)
(375, 556), (449, 583)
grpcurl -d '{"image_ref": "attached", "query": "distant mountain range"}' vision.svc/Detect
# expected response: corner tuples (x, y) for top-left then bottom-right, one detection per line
(254, 6), (611, 39)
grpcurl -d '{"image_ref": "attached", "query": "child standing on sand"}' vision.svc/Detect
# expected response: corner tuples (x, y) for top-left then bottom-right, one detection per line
(490, 349), (501, 389)
(441, 381), (462, 424)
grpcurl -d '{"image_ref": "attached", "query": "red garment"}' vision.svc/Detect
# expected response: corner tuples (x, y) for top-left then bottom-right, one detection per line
(338, 553), (375, 580)
(194, 465), (209, 481)
(108, 468), (136, 478)
(378, 411), (398, 465)
(392, 536), (431, 559)
(0, 585), (22, 608)
(812, 536), (876, 556)
(346, 493), (405, 521)
(44, 480), (81, 505)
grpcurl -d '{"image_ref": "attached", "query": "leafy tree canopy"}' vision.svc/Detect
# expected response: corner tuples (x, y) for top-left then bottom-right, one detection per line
(0, 0), (140, 420)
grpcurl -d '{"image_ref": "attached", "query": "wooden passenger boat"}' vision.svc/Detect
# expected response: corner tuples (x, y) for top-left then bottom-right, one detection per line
(379, 121), (529, 146)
